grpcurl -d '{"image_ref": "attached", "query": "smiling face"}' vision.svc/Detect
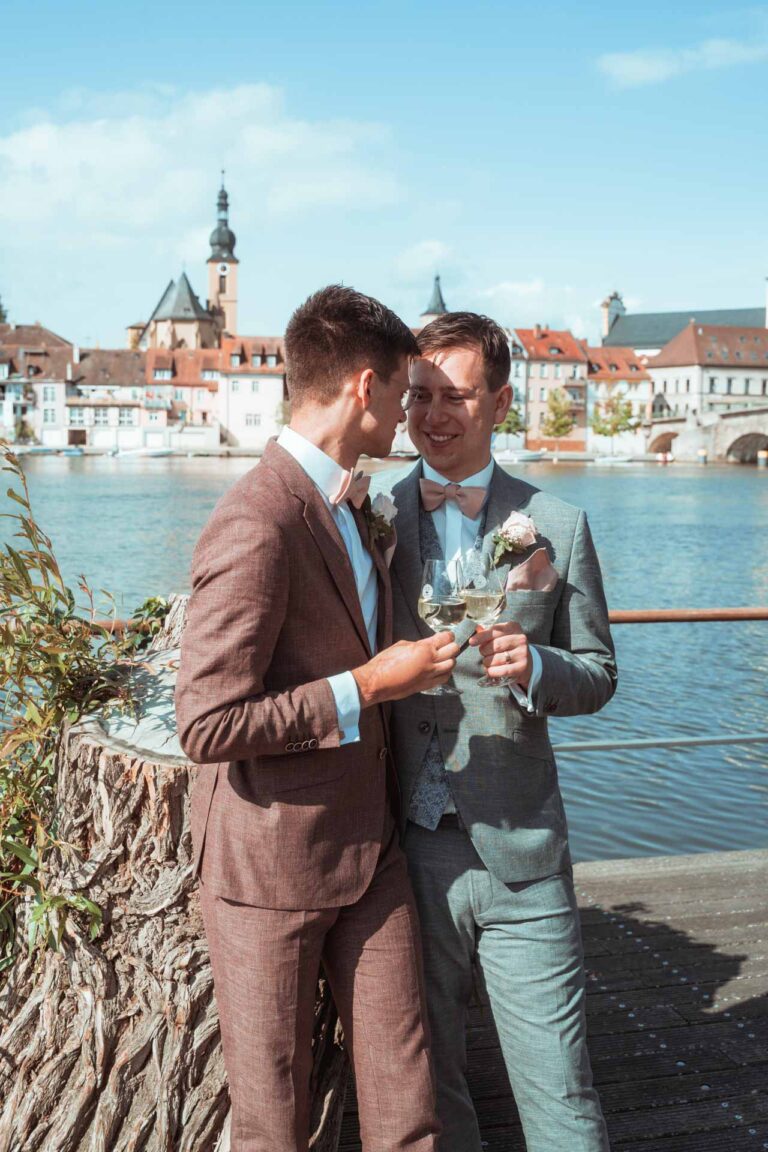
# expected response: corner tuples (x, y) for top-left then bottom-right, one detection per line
(407, 347), (511, 481)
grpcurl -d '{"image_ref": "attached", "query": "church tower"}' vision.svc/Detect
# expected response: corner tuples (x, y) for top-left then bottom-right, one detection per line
(207, 175), (239, 335)
(420, 274), (448, 326)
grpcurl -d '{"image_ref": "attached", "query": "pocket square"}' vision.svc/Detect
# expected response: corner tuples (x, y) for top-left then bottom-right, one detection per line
(506, 547), (559, 592)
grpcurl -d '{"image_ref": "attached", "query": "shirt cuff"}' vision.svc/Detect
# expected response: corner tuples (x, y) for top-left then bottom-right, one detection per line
(327, 671), (361, 745)
(508, 645), (542, 715)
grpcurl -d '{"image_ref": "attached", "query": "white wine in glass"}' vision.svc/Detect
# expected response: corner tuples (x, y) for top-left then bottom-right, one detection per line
(417, 558), (465, 696)
(460, 549), (510, 688)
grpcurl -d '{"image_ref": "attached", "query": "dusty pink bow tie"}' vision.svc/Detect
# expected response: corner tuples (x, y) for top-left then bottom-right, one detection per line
(419, 478), (487, 519)
(331, 469), (371, 509)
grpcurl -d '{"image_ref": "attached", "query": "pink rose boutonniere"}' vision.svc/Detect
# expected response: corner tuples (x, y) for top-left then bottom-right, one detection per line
(364, 492), (398, 546)
(492, 511), (537, 566)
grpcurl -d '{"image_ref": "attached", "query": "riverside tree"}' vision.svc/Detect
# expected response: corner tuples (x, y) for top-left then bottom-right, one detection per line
(540, 387), (576, 461)
(591, 391), (637, 455)
(496, 404), (526, 436)
(0, 295), (7, 323)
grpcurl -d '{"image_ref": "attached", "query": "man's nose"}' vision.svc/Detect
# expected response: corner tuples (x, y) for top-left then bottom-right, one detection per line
(422, 397), (447, 424)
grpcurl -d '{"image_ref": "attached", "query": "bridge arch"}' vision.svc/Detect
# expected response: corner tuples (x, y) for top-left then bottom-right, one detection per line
(648, 431), (678, 454)
(725, 432), (768, 463)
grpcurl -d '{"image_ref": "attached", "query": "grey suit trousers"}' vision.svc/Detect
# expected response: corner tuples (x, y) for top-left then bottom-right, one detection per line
(404, 822), (609, 1152)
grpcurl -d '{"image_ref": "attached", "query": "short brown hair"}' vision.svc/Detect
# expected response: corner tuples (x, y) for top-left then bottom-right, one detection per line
(285, 284), (419, 407)
(417, 311), (511, 392)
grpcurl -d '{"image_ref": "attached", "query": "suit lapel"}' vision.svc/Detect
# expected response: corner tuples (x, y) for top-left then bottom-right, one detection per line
(265, 441), (372, 657)
(390, 463), (435, 639)
(351, 504), (393, 651)
(481, 462), (540, 585)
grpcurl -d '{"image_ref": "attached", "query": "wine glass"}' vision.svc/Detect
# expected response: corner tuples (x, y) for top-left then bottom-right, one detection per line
(417, 557), (466, 696)
(460, 548), (510, 688)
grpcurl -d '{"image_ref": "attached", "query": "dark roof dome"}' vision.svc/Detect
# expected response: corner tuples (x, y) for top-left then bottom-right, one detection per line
(208, 177), (238, 262)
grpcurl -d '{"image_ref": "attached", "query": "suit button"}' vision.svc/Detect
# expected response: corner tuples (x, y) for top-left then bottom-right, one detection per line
(418, 721), (431, 734)
(378, 747), (387, 760)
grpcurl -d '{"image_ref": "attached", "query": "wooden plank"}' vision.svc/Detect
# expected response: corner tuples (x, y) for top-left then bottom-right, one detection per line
(340, 849), (768, 1151)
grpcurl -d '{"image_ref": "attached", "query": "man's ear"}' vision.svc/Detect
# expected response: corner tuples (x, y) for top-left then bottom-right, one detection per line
(355, 367), (376, 409)
(494, 383), (513, 423)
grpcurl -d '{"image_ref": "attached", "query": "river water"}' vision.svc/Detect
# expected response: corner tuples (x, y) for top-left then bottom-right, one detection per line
(4, 455), (767, 863)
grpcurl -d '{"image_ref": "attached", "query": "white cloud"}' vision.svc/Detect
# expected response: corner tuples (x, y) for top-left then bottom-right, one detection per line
(597, 37), (768, 88)
(0, 83), (402, 246)
(395, 240), (452, 282)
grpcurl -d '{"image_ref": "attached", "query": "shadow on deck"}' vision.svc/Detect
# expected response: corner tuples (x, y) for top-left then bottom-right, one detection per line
(340, 848), (768, 1151)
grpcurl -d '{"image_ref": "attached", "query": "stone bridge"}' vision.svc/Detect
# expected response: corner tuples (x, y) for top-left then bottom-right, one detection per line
(647, 407), (768, 462)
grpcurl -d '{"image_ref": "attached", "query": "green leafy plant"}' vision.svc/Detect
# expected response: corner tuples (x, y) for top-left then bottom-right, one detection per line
(495, 404), (526, 435)
(540, 388), (577, 460)
(0, 443), (168, 973)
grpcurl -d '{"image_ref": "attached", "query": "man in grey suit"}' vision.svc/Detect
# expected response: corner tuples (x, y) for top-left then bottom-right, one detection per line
(373, 312), (617, 1151)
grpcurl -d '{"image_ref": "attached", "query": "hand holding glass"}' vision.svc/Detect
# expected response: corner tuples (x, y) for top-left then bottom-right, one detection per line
(460, 549), (511, 688)
(417, 558), (465, 696)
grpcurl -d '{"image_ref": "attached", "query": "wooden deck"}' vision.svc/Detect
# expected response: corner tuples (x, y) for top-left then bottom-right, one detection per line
(340, 848), (768, 1151)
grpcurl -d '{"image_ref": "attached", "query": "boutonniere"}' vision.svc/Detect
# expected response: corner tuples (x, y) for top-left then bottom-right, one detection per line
(492, 511), (537, 566)
(363, 492), (398, 547)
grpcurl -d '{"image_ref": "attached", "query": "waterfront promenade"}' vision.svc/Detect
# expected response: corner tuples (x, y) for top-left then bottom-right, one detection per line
(340, 848), (768, 1151)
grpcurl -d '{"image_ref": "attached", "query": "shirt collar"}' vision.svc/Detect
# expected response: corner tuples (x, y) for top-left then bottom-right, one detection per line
(277, 426), (350, 505)
(421, 456), (495, 491)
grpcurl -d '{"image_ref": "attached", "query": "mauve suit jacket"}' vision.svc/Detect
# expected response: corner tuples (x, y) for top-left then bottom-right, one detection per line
(175, 440), (394, 910)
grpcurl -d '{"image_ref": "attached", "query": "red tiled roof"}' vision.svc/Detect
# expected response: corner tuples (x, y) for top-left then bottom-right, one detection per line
(651, 322), (768, 369)
(72, 349), (146, 389)
(514, 327), (587, 363)
(0, 323), (72, 349)
(583, 344), (650, 381)
(220, 334), (284, 373)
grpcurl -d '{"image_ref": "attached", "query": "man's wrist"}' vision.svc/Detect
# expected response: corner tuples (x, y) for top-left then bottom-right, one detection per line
(352, 662), (383, 708)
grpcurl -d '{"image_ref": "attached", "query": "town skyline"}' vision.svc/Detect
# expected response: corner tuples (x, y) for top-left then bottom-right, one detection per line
(2, 0), (768, 346)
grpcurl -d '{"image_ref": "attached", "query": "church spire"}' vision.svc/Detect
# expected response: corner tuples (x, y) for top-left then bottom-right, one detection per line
(209, 172), (238, 262)
(422, 274), (448, 318)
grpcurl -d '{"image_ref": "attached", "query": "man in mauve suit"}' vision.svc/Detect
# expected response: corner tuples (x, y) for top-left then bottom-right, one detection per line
(372, 312), (618, 1151)
(175, 286), (460, 1152)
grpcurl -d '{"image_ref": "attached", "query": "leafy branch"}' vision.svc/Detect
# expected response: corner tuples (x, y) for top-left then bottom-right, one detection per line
(0, 443), (168, 973)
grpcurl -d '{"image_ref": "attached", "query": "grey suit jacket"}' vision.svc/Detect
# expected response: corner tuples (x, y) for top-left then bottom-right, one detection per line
(371, 460), (618, 883)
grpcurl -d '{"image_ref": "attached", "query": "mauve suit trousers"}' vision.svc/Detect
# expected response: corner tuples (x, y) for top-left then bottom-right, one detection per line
(199, 813), (439, 1152)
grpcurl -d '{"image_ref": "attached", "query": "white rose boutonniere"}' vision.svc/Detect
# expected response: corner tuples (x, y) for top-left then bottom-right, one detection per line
(364, 492), (398, 546)
(492, 511), (537, 566)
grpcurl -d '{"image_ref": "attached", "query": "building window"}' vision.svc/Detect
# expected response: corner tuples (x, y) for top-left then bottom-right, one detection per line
(539, 387), (546, 401)
(685, 378), (690, 392)
(230, 354), (241, 368)
(251, 353), (262, 368)
(266, 354), (278, 367)
(745, 377), (752, 394)
(245, 413), (261, 427)
(726, 378), (734, 394)
(0, 364), (8, 381)
(571, 365), (580, 379)
(196, 390), (206, 403)
(43, 385), (56, 402)
(119, 408), (135, 426)
(201, 370), (219, 381)
(554, 364), (561, 378)
(68, 408), (85, 426)
(540, 364), (548, 378)
(148, 412), (161, 423)
(709, 377), (717, 393)
(251, 380), (259, 393)
(153, 369), (172, 380)
(43, 408), (56, 425)
(94, 409), (109, 426)
(231, 380), (240, 393)
(174, 389), (185, 401)
(763, 379), (767, 396)
(219, 274), (226, 293)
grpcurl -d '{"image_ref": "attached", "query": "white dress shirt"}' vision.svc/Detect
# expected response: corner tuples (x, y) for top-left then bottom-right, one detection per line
(277, 427), (374, 743)
(421, 458), (542, 712)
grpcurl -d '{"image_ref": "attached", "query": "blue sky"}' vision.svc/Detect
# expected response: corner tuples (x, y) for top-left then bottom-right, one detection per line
(2, 0), (767, 346)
